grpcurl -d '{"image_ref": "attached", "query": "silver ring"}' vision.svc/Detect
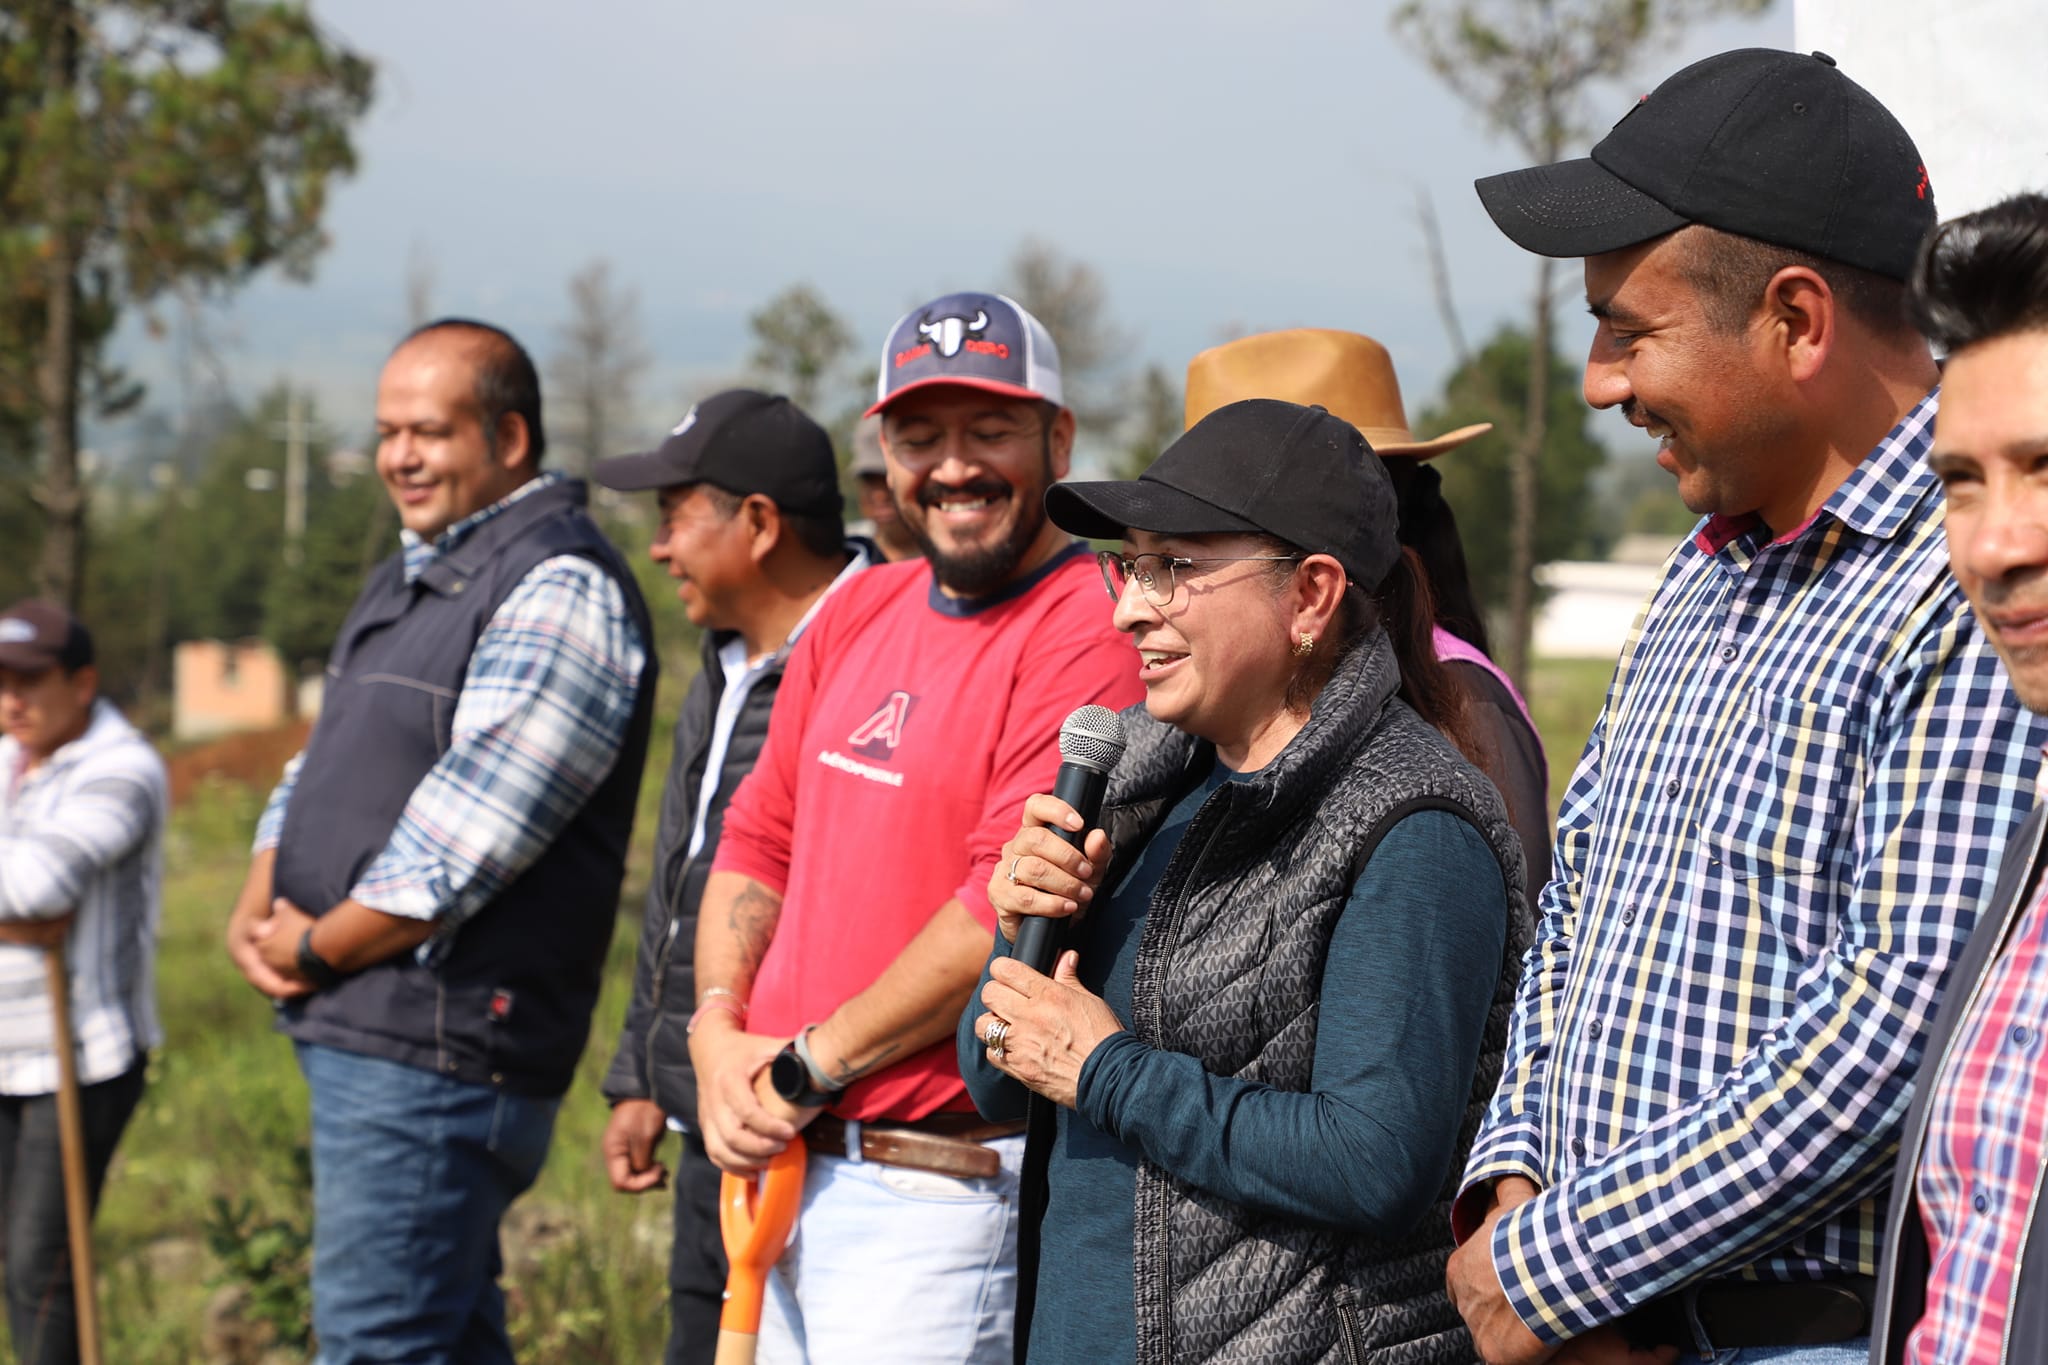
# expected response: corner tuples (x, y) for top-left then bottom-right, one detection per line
(1006, 855), (1024, 884)
(983, 1018), (1010, 1059)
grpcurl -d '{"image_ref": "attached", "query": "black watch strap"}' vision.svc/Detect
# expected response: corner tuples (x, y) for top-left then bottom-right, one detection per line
(771, 1041), (845, 1108)
(296, 927), (345, 991)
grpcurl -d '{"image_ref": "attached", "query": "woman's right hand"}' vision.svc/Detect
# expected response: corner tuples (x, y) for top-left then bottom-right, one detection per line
(989, 793), (1115, 944)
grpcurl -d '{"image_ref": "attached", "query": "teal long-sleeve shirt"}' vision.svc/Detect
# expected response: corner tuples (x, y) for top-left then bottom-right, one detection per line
(959, 760), (1508, 1364)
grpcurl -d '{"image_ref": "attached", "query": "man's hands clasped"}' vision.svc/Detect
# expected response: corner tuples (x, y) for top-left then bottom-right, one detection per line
(688, 1012), (817, 1174)
(0, 911), (74, 950)
(225, 852), (313, 1000)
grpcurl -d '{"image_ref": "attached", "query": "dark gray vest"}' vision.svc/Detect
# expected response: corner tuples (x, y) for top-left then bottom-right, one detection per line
(600, 625), (793, 1121)
(274, 478), (657, 1097)
(1024, 633), (1531, 1365)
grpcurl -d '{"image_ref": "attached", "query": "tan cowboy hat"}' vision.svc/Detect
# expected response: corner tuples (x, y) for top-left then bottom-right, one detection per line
(1183, 328), (1492, 459)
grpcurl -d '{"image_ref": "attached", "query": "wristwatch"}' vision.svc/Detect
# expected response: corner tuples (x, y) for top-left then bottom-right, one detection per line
(295, 927), (346, 992)
(770, 1028), (846, 1108)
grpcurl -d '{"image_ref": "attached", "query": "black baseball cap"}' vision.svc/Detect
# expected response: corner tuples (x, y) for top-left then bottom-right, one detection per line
(594, 389), (841, 517)
(0, 600), (93, 675)
(1045, 399), (1401, 591)
(1476, 48), (1935, 281)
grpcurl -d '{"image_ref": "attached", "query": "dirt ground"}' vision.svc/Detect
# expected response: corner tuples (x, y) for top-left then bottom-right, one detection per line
(165, 721), (312, 806)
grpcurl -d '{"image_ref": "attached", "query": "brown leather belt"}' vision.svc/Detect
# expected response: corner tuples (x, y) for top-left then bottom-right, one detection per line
(804, 1113), (1024, 1181)
(1620, 1276), (1874, 1350)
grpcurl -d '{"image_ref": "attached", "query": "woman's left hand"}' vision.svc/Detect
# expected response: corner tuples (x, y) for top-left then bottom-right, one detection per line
(974, 951), (1126, 1109)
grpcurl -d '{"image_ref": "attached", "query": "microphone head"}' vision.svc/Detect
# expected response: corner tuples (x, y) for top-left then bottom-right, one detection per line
(1058, 704), (1126, 774)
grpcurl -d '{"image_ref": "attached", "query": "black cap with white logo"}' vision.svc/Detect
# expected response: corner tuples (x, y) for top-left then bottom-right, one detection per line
(1045, 399), (1401, 591)
(1476, 48), (1936, 281)
(595, 389), (841, 517)
(0, 600), (93, 675)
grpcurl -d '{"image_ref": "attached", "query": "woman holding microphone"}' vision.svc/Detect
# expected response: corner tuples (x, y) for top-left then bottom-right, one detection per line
(960, 399), (1529, 1365)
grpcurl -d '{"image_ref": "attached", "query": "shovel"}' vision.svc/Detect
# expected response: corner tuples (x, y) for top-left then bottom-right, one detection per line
(44, 944), (101, 1365)
(713, 1141), (805, 1365)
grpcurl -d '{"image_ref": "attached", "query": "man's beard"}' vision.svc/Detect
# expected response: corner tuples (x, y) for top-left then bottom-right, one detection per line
(907, 460), (1052, 598)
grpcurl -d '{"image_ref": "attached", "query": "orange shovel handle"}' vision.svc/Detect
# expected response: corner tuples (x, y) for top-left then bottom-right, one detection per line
(715, 1141), (806, 1364)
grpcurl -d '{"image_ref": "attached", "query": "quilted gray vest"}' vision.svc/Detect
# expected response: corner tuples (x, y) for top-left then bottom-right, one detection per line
(1090, 631), (1531, 1365)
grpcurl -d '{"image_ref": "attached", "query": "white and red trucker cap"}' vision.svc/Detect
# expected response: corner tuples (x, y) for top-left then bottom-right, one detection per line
(866, 291), (1064, 417)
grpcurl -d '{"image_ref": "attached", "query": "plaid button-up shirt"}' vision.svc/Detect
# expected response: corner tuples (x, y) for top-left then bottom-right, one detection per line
(1461, 392), (2048, 1343)
(1905, 823), (2048, 1365)
(256, 472), (646, 961)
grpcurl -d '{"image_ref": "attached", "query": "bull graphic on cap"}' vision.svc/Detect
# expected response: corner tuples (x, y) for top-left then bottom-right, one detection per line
(916, 309), (988, 360)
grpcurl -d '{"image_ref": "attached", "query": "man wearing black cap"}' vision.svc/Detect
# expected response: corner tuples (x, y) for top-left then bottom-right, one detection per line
(592, 389), (874, 1365)
(1446, 49), (2048, 1365)
(686, 292), (1141, 1361)
(0, 601), (161, 1365)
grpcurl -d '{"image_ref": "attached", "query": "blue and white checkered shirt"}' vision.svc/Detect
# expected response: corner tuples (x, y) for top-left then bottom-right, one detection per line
(255, 473), (645, 961)
(1462, 391), (2048, 1343)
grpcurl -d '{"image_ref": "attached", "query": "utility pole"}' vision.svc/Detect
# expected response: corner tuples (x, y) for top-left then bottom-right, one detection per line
(270, 389), (312, 567)
(139, 462), (177, 715)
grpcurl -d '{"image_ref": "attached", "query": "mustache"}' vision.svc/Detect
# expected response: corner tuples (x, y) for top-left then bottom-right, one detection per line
(1973, 579), (2048, 613)
(1621, 399), (1671, 431)
(916, 478), (1011, 509)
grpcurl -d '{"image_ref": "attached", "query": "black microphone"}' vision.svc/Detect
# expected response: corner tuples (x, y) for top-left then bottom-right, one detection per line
(1013, 705), (1126, 975)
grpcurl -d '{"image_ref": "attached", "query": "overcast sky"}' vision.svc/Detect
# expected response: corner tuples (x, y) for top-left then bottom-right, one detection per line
(105, 0), (1790, 466)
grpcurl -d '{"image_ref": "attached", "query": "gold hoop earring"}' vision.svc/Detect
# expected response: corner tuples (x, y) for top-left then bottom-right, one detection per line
(1294, 633), (1316, 657)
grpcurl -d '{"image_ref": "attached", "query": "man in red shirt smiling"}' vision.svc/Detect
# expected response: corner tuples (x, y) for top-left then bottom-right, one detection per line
(688, 292), (1142, 1363)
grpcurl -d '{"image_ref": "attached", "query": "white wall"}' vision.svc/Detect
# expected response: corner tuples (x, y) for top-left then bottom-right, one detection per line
(1533, 562), (1661, 661)
(1796, 0), (2048, 215)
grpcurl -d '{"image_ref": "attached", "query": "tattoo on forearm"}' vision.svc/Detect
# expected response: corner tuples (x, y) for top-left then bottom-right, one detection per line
(831, 1042), (900, 1086)
(729, 883), (780, 978)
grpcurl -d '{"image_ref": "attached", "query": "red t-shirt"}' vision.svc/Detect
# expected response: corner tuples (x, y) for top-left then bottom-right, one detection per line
(714, 545), (1143, 1120)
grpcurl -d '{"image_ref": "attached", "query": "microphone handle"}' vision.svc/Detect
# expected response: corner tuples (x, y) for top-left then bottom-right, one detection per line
(1012, 763), (1110, 976)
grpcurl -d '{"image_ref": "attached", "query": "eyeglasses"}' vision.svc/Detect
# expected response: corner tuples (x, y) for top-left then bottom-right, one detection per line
(1096, 550), (1303, 607)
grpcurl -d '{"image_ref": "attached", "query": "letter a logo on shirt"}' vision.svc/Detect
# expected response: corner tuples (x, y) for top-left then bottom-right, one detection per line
(848, 690), (917, 760)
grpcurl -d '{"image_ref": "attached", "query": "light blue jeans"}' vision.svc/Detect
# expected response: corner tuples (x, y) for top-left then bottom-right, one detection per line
(757, 1130), (1024, 1364)
(1710, 1346), (1870, 1364)
(297, 1043), (560, 1365)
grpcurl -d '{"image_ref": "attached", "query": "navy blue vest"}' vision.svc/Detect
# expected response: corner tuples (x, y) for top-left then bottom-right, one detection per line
(273, 478), (657, 1097)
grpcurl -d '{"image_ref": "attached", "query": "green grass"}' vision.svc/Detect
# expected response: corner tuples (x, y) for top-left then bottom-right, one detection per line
(1525, 655), (1617, 816)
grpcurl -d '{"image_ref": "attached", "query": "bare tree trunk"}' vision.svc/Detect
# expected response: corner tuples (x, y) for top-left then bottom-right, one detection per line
(567, 373), (599, 479)
(34, 1), (82, 609)
(553, 261), (647, 478)
(1416, 187), (1470, 367)
(1505, 255), (1553, 690)
(138, 467), (175, 714)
